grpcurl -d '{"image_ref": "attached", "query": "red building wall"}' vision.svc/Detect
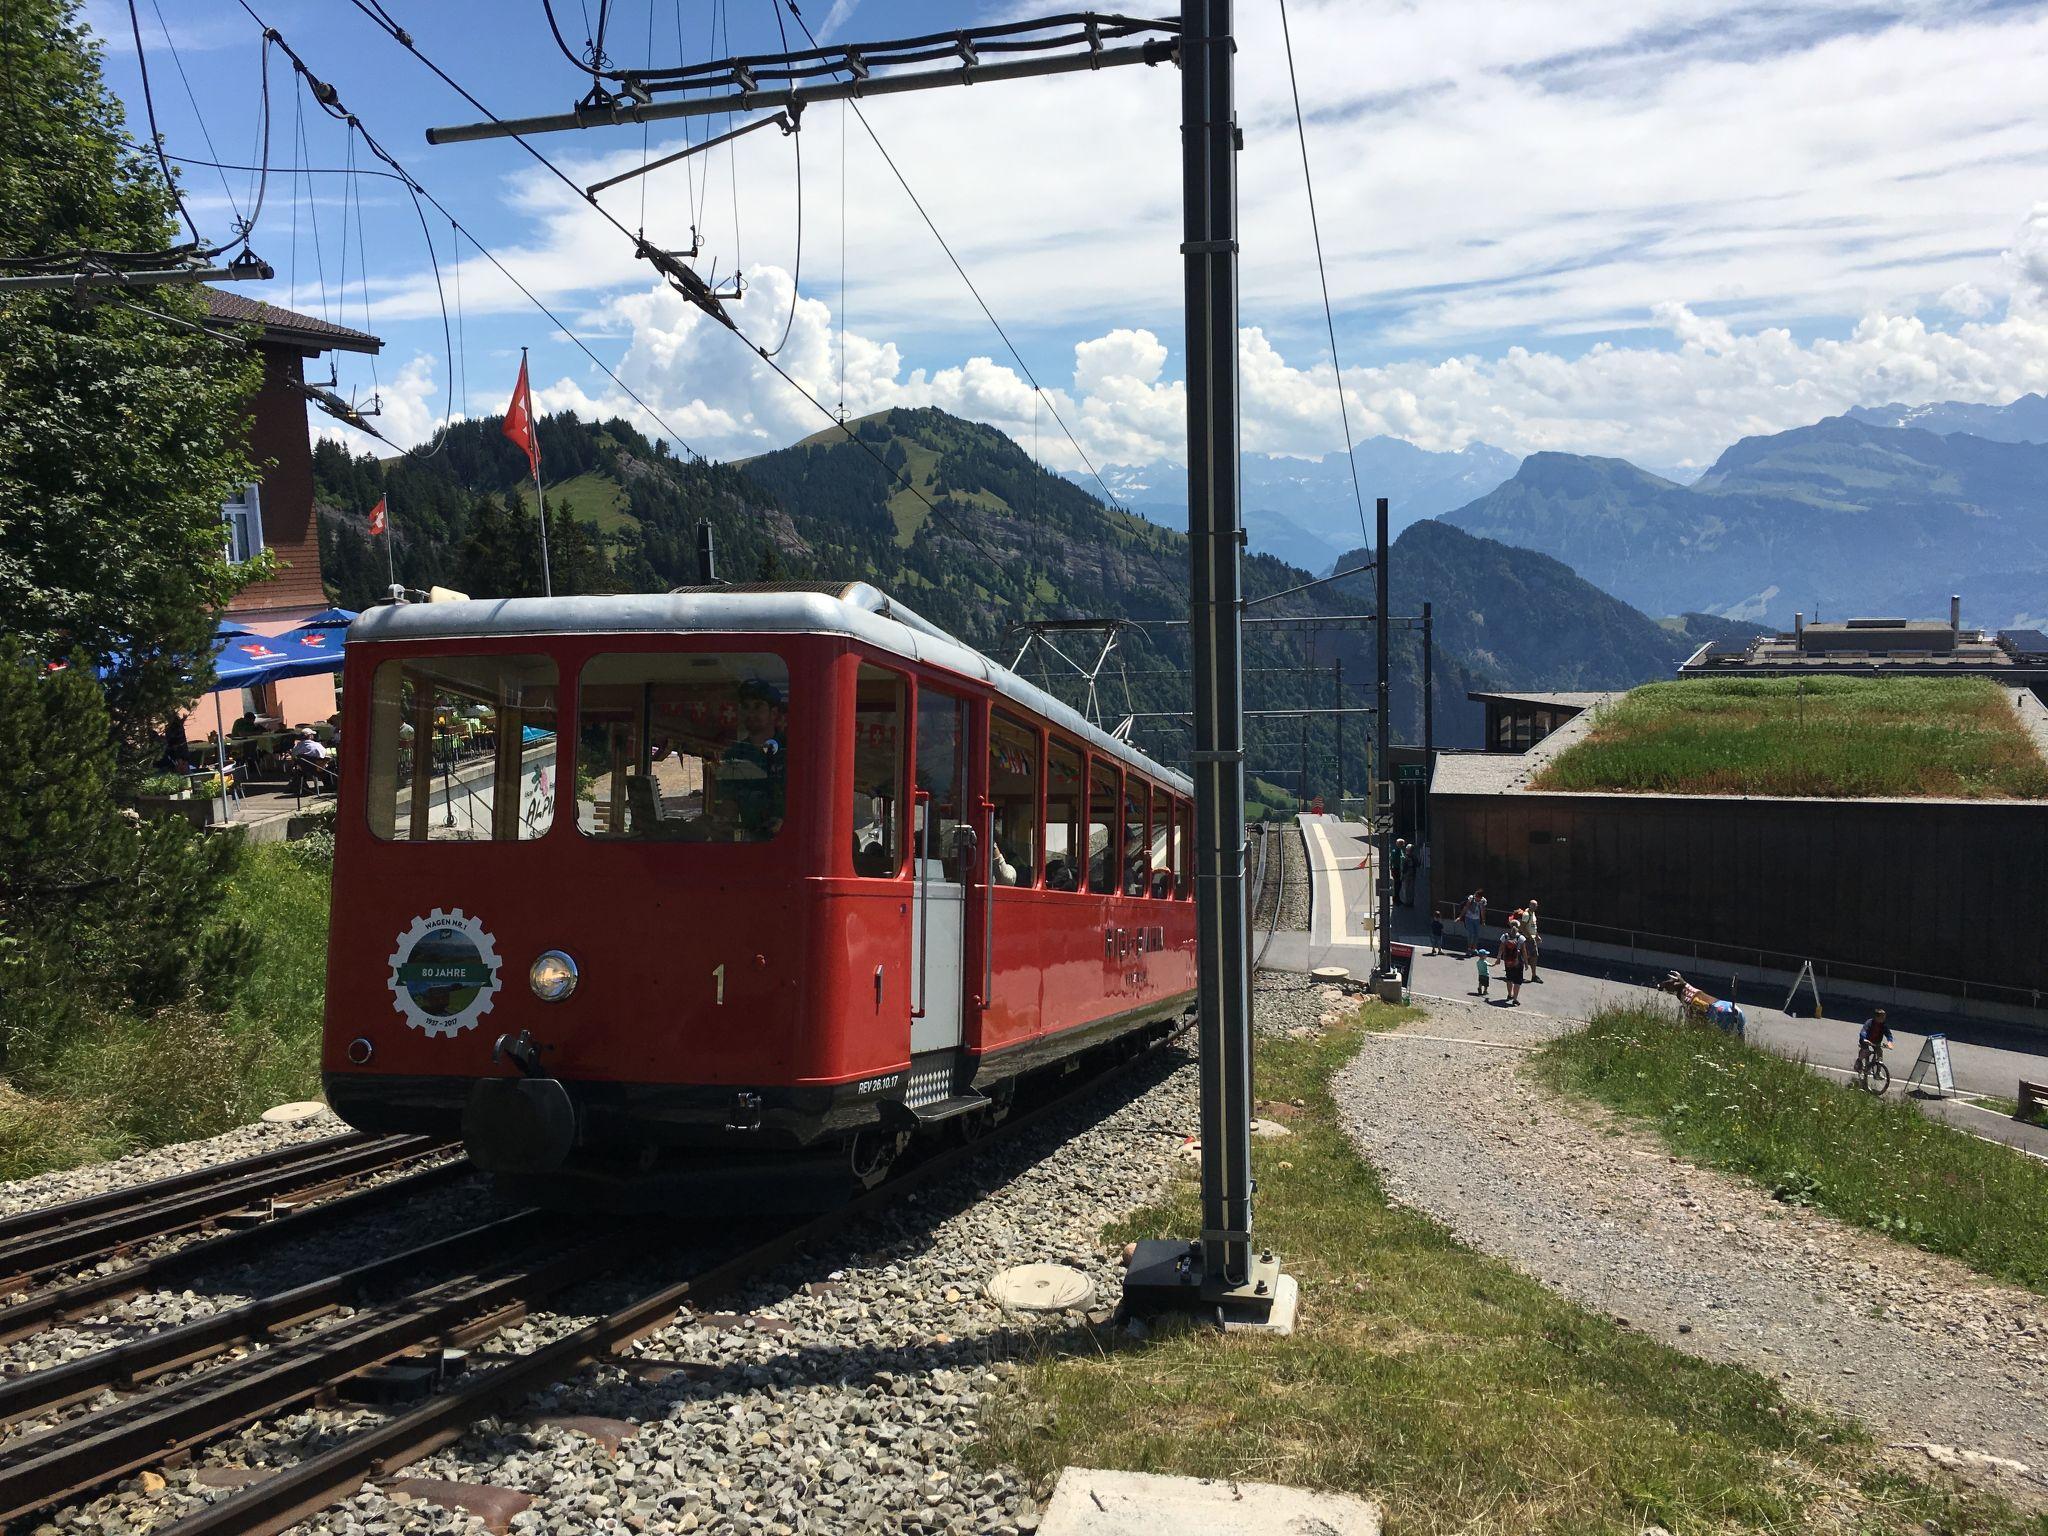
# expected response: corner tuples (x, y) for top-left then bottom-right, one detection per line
(232, 344), (326, 618)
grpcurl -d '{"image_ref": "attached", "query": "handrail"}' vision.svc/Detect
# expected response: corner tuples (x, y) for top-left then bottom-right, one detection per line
(911, 789), (932, 1020)
(1442, 901), (2047, 1014)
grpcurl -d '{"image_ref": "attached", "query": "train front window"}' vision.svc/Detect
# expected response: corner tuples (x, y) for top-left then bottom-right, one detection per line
(365, 655), (559, 842)
(576, 653), (791, 842)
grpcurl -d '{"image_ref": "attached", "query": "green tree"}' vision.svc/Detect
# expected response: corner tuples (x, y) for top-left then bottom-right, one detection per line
(0, 645), (252, 1063)
(0, 0), (262, 755)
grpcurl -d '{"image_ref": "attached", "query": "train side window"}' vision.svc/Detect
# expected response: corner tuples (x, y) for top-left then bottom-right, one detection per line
(1176, 800), (1195, 898)
(1122, 776), (1149, 896)
(915, 689), (969, 879)
(1149, 785), (1172, 897)
(575, 652), (790, 842)
(989, 711), (1039, 886)
(366, 655), (559, 842)
(1044, 739), (1084, 891)
(1088, 758), (1121, 895)
(852, 663), (905, 877)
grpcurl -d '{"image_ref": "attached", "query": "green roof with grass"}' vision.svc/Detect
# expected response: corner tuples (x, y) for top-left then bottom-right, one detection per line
(1529, 677), (2048, 800)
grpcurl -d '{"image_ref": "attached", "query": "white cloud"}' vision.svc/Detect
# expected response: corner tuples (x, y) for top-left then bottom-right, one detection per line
(519, 229), (2048, 474)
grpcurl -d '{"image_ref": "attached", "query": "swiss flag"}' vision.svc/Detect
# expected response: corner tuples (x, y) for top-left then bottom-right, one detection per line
(503, 356), (539, 477)
(367, 496), (388, 537)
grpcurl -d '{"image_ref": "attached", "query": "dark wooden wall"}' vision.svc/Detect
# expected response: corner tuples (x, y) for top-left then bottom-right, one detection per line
(1430, 790), (2048, 997)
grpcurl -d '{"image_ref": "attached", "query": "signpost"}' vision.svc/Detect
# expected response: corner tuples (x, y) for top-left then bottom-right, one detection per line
(1905, 1033), (1956, 1097)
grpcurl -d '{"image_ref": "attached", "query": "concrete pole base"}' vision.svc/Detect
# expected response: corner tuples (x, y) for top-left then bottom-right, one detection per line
(1119, 1239), (1301, 1336)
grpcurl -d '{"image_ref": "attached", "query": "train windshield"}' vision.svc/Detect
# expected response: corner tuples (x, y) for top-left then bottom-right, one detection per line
(577, 652), (790, 841)
(364, 655), (560, 842)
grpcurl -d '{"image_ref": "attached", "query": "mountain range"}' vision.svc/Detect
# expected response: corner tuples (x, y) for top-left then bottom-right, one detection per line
(1441, 406), (2048, 628)
(313, 407), (1707, 761)
(1073, 435), (1519, 574)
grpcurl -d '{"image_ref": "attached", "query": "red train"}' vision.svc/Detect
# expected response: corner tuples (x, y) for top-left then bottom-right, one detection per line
(321, 583), (1198, 1205)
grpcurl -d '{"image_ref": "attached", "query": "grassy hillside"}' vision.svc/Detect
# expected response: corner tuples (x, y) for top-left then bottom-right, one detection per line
(1532, 677), (2048, 799)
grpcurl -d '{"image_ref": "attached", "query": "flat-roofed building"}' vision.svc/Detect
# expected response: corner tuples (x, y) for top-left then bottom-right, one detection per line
(1679, 599), (2048, 699)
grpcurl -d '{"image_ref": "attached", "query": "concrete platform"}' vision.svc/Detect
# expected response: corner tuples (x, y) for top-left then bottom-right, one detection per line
(1041, 1468), (1382, 1535)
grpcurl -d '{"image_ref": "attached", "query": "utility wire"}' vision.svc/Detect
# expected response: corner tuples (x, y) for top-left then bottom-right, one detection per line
(195, 11), (708, 464)
(127, 0), (201, 247)
(337, 0), (1014, 566)
(779, 0), (1125, 514)
(1277, 0), (1370, 555)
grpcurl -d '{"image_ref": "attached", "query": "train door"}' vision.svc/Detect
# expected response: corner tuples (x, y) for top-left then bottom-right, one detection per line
(910, 686), (972, 1077)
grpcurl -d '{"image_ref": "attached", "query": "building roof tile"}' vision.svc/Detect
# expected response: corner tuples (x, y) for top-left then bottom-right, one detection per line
(202, 288), (382, 354)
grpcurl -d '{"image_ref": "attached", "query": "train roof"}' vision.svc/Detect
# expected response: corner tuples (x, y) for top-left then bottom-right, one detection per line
(351, 582), (1191, 795)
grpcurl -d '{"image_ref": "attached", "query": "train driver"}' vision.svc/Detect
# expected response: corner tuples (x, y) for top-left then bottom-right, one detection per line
(715, 677), (787, 837)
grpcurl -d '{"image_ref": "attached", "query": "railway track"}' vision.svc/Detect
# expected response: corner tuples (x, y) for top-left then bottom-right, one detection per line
(0, 1135), (462, 1342)
(0, 1030), (1184, 1536)
(1250, 820), (1289, 971)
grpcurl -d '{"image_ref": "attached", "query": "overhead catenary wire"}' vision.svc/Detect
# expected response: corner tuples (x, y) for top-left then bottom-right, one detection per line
(776, 0), (1126, 514)
(1277, 0), (1370, 556)
(173, 13), (708, 465)
(335, 0), (1013, 567)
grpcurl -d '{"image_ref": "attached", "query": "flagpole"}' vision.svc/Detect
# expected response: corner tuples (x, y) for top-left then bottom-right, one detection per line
(526, 347), (553, 598)
(383, 504), (397, 592)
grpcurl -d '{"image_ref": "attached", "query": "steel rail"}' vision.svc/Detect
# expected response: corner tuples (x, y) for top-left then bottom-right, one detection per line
(0, 1226), (624, 1524)
(0, 1160), (469, 1347)
(149, 1029), (1189, 1536)
(0, 1136), (450, 1296)
(0, 1133), (380, 1246)
(0, 1210), (547, 1429)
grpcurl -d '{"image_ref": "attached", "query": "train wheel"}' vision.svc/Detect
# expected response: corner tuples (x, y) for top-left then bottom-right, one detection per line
(848, 1127), (909, 1190)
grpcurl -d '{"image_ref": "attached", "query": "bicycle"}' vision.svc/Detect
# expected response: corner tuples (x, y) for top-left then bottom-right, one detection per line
(1853, 1039), (1891, 1094)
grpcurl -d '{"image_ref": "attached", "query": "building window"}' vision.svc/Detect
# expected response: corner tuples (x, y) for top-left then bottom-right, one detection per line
(222, 483), (264, 564)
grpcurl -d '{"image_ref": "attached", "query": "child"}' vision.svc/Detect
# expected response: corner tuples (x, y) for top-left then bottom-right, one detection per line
(1474, 947), (1491, 998)
(1429, 909), (1445, 955)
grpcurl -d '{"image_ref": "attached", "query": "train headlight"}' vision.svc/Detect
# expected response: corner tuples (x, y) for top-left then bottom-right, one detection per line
(528, 950), (579, 1003)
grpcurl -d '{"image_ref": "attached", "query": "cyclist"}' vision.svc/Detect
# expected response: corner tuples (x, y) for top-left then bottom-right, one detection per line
(1854, 1008), (1894, 1077)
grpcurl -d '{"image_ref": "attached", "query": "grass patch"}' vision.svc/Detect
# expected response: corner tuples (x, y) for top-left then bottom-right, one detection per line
(981, 1003), (2044, 1534)
(0, 842), (331, 1181)
(514, 472), (639, 537)
(1530, 677), (2048, 799)
(1540, 1006), (2048, 1292)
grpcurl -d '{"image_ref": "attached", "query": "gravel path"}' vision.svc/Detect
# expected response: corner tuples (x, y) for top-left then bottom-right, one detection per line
(31, 1035), (1206, 1536)
(1336, 997), (2048, 1504)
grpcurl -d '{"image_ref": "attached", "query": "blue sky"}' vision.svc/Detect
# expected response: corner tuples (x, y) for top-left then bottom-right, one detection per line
(85, 0), (2048, 471)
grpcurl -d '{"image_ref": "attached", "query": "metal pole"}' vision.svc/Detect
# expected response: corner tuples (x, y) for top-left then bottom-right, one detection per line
(1375, 496), (1392, 979)
(525, 348), (553, 598)
(1182, 0), (1255, 1296)
(1334, 658), (1344, 810)
(695, 520), (718, 584)
(1421, 601), (1433, 838)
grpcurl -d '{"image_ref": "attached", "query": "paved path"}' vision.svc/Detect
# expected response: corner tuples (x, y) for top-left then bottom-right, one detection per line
(1269, 816), (2048, 1159)
(1337, 997), (2048, 1505)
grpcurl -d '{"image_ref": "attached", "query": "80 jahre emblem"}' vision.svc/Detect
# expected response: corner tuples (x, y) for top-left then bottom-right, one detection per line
(387, 908), (502, 1038)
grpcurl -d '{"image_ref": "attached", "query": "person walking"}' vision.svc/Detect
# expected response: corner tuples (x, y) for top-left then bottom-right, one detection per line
(1428, 907), (1446, 955)
(1474, 946), (1491, 998)
(1499, 917), (1525, 1005)
(1521, 900), (1543, 982)
(1459, 889), (1486, 952)
(1391, 840), (1408, 905)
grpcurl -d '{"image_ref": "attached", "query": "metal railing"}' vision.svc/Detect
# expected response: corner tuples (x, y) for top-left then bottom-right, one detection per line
(1436, 902), (2047, 1017)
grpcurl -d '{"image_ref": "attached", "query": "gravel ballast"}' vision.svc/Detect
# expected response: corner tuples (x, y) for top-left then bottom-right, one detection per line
(1335, 997), (2048, 1503)
(13, 1030), (1208, 1536)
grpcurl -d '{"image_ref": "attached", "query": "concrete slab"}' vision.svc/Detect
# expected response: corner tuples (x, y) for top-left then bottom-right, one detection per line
(1040, 1468), (1381, 1536)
